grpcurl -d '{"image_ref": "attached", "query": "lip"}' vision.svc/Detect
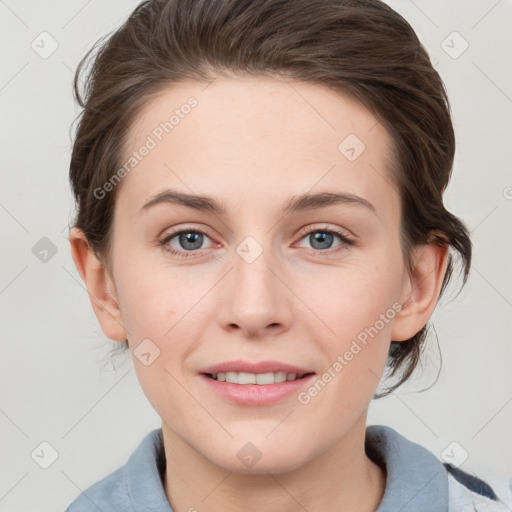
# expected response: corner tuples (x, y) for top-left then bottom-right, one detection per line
(199, 373), (316, 406)
(198, 359), (316, 406)
(199, 359), (314, 375)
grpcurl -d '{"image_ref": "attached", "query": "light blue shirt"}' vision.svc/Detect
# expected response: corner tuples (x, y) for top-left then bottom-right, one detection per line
(63, 424), (512, 511)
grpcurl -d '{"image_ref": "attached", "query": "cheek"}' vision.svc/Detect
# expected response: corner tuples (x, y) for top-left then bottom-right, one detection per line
(301, 260), (402, 340)
(297, 262), (401, 395)
(118, 276), (194, 415)
(114, 257), (182, 337)
(114, 265), (201, 373)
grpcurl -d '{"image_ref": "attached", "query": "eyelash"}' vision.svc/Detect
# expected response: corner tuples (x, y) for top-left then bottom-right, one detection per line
(157, 225), (354, 259)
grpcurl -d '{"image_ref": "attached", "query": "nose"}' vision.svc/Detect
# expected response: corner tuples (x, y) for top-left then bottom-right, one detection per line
(216, 241), (294, 339)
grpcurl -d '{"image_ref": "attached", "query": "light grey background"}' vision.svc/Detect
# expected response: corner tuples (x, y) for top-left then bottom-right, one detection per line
(1, 1), (511, 510)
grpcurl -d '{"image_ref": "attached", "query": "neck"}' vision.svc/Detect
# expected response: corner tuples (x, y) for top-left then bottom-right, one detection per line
(161, 413), (386, 512)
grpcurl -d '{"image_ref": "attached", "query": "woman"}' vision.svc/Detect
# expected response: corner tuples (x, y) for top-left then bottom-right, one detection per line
(64, 0), (512, 510)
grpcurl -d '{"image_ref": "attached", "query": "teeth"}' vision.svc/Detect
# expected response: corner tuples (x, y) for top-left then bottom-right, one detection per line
(237, 372), (256, 384)
(211, 371), (304, 384)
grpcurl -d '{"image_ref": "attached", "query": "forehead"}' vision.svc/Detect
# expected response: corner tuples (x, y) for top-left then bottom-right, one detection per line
(118, 75), (398, 221)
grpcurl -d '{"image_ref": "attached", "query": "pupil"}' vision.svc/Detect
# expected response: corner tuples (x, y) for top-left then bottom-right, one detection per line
(311, 232), (333, 249)
(180, 232), (203, 250)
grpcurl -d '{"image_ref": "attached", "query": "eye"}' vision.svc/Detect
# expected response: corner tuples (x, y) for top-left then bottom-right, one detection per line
(295, 225), (354, 254)
(157, 224), (355, 259)
(158, 227), (215, 258)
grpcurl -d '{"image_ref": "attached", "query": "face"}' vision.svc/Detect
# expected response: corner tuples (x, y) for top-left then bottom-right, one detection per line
(105, 76), (411, 473)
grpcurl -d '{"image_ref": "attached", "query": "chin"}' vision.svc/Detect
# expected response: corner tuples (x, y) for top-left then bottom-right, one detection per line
(208, 441), (311, 475)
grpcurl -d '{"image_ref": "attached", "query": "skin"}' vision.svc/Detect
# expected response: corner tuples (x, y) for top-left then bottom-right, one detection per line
(70, 75), (448, 512)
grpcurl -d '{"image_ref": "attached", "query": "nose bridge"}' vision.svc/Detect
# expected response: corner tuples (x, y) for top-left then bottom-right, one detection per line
(218, 230), (291, 335)
(233, 235), (278, 306)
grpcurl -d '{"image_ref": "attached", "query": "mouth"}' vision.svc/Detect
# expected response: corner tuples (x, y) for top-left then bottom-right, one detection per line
(199, 362), (317, 405)
(203, 371), (316, 385)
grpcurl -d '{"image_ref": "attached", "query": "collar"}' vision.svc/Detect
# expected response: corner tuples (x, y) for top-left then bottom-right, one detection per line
(125, 424), (449, 512)
(366, 424), (448, 512)
(125, 427), (173, 511)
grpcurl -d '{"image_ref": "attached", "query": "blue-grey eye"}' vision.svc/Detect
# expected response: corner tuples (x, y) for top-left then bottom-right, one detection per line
(308, 231), (335, 250)
(177, 231), (204, 250)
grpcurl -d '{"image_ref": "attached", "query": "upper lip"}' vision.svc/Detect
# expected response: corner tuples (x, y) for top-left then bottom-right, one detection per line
(200, 359), (315, 375)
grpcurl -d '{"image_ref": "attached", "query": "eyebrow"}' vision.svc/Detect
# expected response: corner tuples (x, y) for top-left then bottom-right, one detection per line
(139, 189), (377, 216)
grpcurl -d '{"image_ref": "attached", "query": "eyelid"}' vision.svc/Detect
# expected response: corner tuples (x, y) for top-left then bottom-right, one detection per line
(295, 223), (352, 240)
(159, 224), (217, 245)
(159, 223), (350, 242)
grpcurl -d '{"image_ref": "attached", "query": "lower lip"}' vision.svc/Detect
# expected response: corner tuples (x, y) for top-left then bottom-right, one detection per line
(199, 373), (316, 406)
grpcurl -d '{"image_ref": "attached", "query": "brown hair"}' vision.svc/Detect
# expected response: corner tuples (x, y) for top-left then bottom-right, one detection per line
(68, 0), (472, 397)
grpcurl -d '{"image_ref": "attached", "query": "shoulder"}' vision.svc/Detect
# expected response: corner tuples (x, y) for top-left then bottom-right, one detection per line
(444, 463), (512, 511)
(63, 464), (131, 512)
(365, 424), (511, 511)
(62, 428), (167, 512)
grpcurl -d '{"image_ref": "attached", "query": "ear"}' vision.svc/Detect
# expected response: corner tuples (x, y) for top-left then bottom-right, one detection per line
(391, 236), (449, 342)
(68, 227), (127, 342)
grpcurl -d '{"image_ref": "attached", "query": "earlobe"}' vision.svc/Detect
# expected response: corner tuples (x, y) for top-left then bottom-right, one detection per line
(391, 238), (449, 342)
(68, 227), (128, 342)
